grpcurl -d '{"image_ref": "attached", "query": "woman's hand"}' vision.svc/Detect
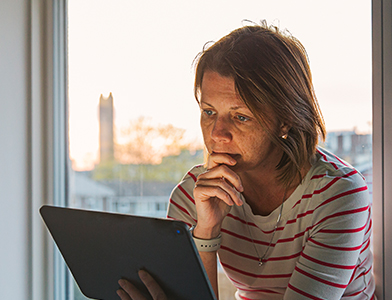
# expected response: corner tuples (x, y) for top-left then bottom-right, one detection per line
(193, 152), (244, 238)
(117, 270), (167, 300)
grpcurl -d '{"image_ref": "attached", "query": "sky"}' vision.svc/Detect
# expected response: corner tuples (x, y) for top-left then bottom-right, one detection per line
(68, 0), (372, 171)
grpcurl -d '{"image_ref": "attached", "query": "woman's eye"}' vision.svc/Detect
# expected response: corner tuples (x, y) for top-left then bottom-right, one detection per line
(237, 115), (249, 122)
(203, 109), (214, 116)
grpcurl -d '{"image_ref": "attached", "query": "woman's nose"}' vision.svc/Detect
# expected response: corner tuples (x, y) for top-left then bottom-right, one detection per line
(211, 116), (232, 143)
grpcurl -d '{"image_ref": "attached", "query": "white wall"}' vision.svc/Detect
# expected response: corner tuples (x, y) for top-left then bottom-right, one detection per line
(0, 0), (31, 299)
(0, 1), (54, 299)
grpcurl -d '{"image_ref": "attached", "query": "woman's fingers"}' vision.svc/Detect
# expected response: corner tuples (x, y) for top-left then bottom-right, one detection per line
(195, 177), (243, 206)
(195, 162), (244, 207)
(200, 165), (244, 193)
(117, 288), (133, 300)
(206, 152), (237, 170)
(117, 271), (167, 300)
(117, 279), (146, 300)
(139, 270), (167, 300)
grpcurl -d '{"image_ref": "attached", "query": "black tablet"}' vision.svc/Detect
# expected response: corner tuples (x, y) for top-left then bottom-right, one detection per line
(40, 205), (216, 300)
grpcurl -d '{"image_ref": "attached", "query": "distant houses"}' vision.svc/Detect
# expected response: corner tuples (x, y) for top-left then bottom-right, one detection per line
(69, 149), (203, 217)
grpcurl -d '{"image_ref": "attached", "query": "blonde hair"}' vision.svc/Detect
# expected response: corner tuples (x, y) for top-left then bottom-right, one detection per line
(194, 22), (326, 185)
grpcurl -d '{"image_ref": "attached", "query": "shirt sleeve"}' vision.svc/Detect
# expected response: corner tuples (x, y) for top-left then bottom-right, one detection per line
(166, 165), (203, 228)
(284, 172), (372, 299)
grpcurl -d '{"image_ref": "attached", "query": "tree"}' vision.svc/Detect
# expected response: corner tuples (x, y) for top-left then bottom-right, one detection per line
(115, 116), (193, 165)
(92, 116), (203, 183)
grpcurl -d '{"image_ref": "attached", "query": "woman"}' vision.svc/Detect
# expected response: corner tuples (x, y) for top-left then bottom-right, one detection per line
(118, 22), (375, 300)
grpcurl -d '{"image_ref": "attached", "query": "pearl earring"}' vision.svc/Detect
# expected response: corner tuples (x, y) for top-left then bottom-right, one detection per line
(281, 133), (288, 139)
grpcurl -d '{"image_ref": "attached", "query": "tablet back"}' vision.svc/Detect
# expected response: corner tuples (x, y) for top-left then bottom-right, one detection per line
(40, 205), (216, 300)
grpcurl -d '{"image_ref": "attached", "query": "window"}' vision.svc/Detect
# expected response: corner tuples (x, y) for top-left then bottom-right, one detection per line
(62, 1), (373, 299)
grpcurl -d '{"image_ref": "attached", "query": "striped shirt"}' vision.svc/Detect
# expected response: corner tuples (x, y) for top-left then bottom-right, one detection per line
(167, 147), (375, 299)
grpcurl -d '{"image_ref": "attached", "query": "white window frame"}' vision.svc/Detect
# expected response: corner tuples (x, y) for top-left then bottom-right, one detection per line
(32, 0), (391, 298)
(31, 1), (55, 299)
(52, 0), (71, 299)
(31, 0), (69, 299)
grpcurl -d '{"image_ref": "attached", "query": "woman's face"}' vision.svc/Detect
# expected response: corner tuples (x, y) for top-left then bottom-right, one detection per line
(199, 71), (282, 174)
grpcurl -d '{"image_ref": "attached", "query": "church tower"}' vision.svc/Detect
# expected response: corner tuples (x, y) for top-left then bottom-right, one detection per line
(99, 93), (114, 163)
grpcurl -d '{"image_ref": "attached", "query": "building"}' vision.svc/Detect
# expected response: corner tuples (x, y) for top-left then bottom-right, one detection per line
(324, 130), (372, 166)
(99, 92), (114, 163)
(69, 171), (116, 211)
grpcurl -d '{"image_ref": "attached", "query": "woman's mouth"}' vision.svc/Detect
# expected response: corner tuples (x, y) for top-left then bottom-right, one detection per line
(212, 151), (241, 161)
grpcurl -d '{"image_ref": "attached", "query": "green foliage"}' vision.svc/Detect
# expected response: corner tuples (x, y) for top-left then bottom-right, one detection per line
(93, 116), (204, 183)
(92, 149), (204, 183)
(115, 116), (193, 165)
(92, 159), (118, 181)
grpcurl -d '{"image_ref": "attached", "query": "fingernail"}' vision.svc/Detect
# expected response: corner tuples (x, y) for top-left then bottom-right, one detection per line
(138, 270), (148, 280)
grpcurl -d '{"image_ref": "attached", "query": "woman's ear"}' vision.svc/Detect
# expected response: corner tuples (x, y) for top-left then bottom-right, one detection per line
(280, 123), (291, 139)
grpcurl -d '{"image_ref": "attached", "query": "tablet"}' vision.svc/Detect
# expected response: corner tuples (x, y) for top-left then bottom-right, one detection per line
(40, 205), (216, 300)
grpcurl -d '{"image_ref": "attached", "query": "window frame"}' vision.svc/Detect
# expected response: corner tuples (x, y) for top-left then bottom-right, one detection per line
(30, 0), (69, 299)
(52, 0), (71, 299)
(372, 0), (392, 299)
(30, 0), (55, 299)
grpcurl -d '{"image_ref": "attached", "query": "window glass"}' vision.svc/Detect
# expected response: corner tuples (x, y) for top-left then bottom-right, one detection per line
(67, 1), (371, 299)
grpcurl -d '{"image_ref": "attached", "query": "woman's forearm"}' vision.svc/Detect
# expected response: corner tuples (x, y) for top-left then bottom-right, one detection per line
(199, 251), (219, 299)
(193, 225), (220, 299)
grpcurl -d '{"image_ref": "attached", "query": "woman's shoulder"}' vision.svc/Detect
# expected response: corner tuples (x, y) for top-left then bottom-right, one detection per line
(311, 147), (367, 184)
(287, 147), (369, 209)
(298, 147), (370, 210)
(179, 164), (206, 183)
(167, 165), (206, 223)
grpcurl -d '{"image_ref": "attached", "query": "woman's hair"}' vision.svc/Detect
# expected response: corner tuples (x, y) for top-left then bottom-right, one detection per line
(194, 21), (326, 186)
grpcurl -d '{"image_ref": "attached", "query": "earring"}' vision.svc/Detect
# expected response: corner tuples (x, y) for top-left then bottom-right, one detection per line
(281, 133), (288, 139)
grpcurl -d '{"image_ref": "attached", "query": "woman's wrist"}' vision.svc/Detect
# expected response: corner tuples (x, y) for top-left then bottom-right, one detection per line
(192, 224), (221, 240)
